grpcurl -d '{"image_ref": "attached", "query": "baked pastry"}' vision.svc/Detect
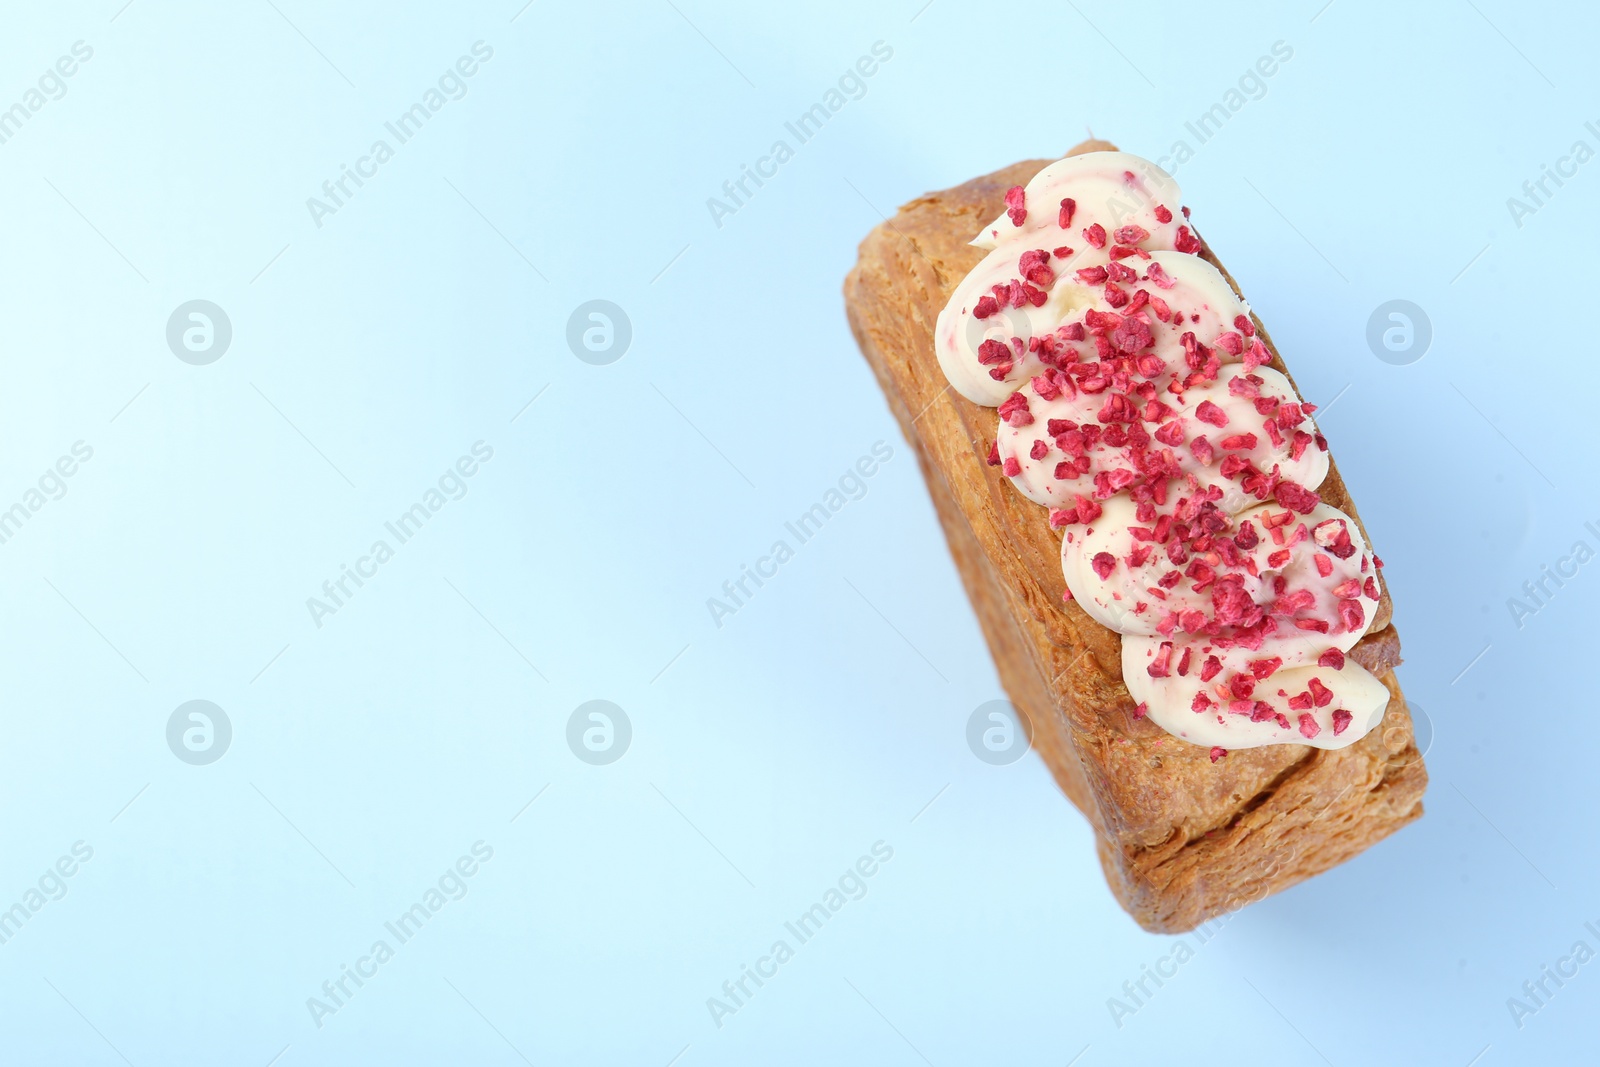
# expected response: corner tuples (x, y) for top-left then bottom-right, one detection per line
(844, 138), (1425, 933)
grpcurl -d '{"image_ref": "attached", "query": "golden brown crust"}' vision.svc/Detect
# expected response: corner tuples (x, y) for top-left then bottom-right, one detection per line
(844, 139), (1426, 932)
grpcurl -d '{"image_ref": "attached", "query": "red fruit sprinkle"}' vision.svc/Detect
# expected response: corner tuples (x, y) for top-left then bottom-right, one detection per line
(1233, 314), (1255, 338)
(1308, 677), (1333, 707)
(1274, 481), (1320, 514)
(1092, 552), (1117, 580)
(1298, 713), (1321, 739)
(1111, 316), (1155, 353)
(1004, 185), (1027, 226)
(1154, 205), (1174, 223)
(1250, 656), (1283, 680)
(1052, 245), (1075, 259)
(1175, 226), (1201, 254)
(1318, 648), (1346, 670)
(1243, 338), (1271, 371)
(998, 392), (1033, 426)
(1332, 709), (1353, 735)
(1029, 439), (1049, 460)
(1145, 262), (1175, 289)
(1058, 198), (1076, 229)
(1338, 599), (1365, 632)
(1314, 554), (1333, 577)
(1364, 576), (1380, 600)
(986, 441), (1001, 466)
(1220, 433), (1258, 451)
(1200, 655), (1223, 682)
(1018, 249), (1055, 286)
(1132, 701), (1148, 720)
(1209, 746), (1227, 763)
(1195, 401), (1228, 427)
(1147, 641), (1174, 678)
(1077, 266), (1109, 284)
(1332, 579), (1362, 599)
(977, 339), (1011, 366)
(1002, 457), (1021, 477)
(1114, 224), (1150, 244)
(1083, 223), (1108, 249)
(974, 295), (999, 320)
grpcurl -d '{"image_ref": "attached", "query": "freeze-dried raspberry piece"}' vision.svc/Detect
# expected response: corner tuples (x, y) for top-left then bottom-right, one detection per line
(1111, 316), (1154, 353)
(1018, 249), (1054, 286)
(1274, 481), (1320, 514)
(998, 392), (1033, 426)
(977, 339), (1011, 366)
(1005, 185), (1027, 226)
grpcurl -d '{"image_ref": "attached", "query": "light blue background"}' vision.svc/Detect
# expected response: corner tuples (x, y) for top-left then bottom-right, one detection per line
(0, 1), (1593, 1063)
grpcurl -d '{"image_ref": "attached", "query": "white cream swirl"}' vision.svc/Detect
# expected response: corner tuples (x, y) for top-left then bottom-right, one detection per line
(937, 151), (1388, 754)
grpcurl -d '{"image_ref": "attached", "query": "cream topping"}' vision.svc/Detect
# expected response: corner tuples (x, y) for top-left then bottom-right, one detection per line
(935, 151), (1389, 755)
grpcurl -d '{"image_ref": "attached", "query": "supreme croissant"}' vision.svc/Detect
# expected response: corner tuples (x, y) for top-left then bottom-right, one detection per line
(844, 139), (1425, 932)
